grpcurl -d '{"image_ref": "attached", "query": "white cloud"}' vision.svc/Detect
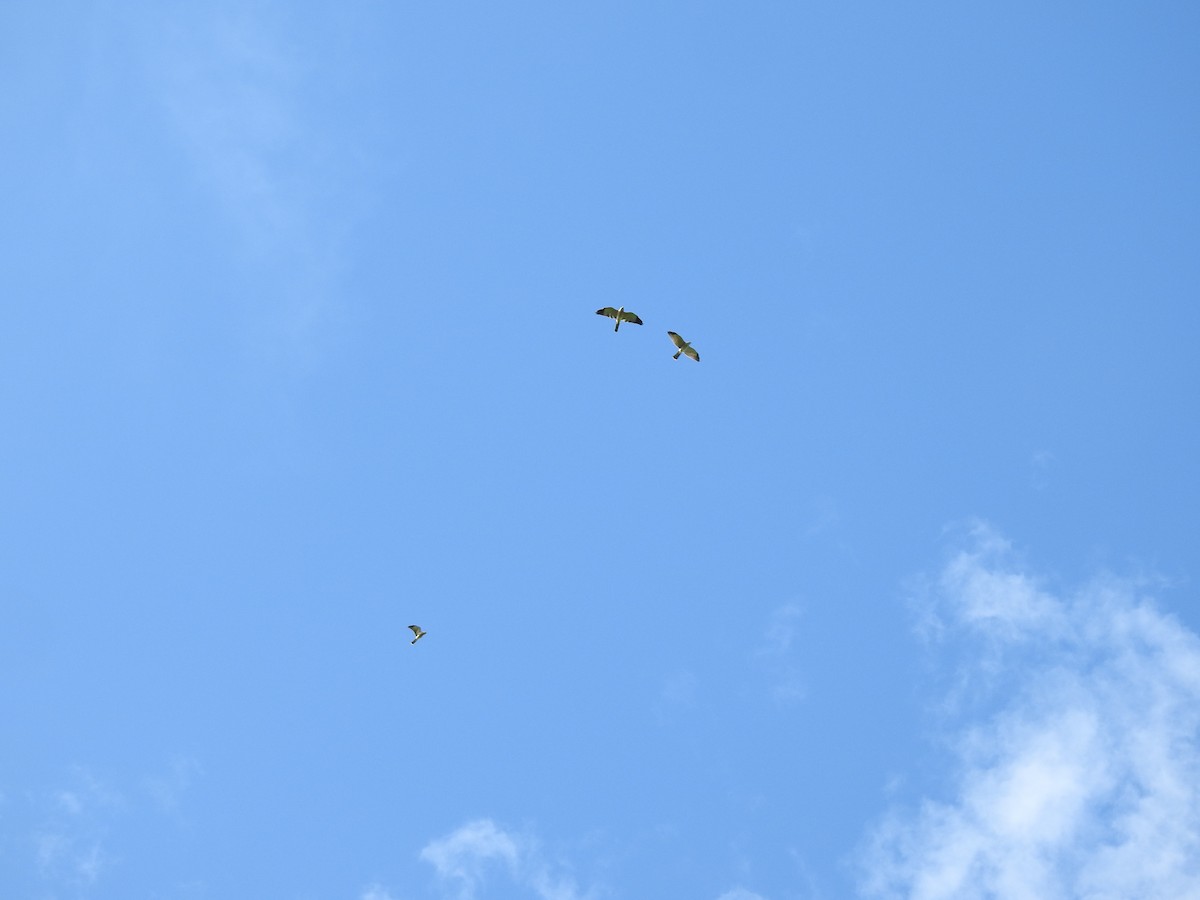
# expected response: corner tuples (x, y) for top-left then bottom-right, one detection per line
(420, 818), (593, 900)
(3, 758), (201, 896)
(858, 523), (1200, 899)
(717, 888), (768, 900)
(421, 819), (520, 898)
(28, 765), (127, 889)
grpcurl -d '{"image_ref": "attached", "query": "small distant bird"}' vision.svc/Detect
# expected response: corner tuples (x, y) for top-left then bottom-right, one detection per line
(408, 625), (427, 645)
(595, 306), (643, 332)
(667, 331), (699, 361)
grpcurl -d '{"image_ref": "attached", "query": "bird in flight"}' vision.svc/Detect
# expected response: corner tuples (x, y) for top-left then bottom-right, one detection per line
(667, 331), (699, 361)
(595, 306), (643, 332)
(408, 625), (427, 645)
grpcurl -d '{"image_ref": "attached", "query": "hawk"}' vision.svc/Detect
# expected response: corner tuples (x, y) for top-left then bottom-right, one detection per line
(595, 306), (643, 332)
(667, 331), (699, 361)
(408, 625), (427, 645)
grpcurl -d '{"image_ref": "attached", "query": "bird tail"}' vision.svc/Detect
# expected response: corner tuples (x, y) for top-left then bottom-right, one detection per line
(673, 350), (682, 359)
(614, 319), (620, 332)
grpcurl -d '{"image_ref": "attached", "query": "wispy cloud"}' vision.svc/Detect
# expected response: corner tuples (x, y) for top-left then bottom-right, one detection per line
(1, 757), (203, 897)
(136, 6), (356, 353)
(150, 7), (304, 247)
(142, 754), (203, 816)
(421, 819), (520, 899)
(31, 765), (124, 891)
(800, 496), (841, 540)
(716, 888), (768, 900)
(1029, 450), (1054, 491)
(754, 603), (806, 704)
(419, 818), (595, 900)
(858, 523), (1200, 899)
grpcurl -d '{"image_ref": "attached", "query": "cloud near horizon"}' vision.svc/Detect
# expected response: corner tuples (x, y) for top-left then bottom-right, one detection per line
(716, 888), (768, 900)
(857, 523), (1200, 899)
(419, 818), (593, 900)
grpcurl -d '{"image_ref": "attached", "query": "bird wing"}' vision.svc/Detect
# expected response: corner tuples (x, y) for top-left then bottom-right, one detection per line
(667, 331), (686, 349)
(596, 307), (620, 319)
(618, 310), (643, 325)
(683, 346), (700, 361)
(408, 625), (423, 636)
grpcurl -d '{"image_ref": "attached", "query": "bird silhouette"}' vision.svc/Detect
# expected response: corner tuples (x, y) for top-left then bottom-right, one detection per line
(408, 625), (427, 644)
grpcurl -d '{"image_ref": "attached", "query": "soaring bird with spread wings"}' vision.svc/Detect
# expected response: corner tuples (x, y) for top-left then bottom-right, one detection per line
(667, 331), (699, 361)
(408, 625), (427, 645)
(595, 306), (643, 332)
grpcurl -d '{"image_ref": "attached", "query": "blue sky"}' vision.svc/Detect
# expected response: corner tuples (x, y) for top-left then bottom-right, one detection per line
(2, 2), (1198, 898)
